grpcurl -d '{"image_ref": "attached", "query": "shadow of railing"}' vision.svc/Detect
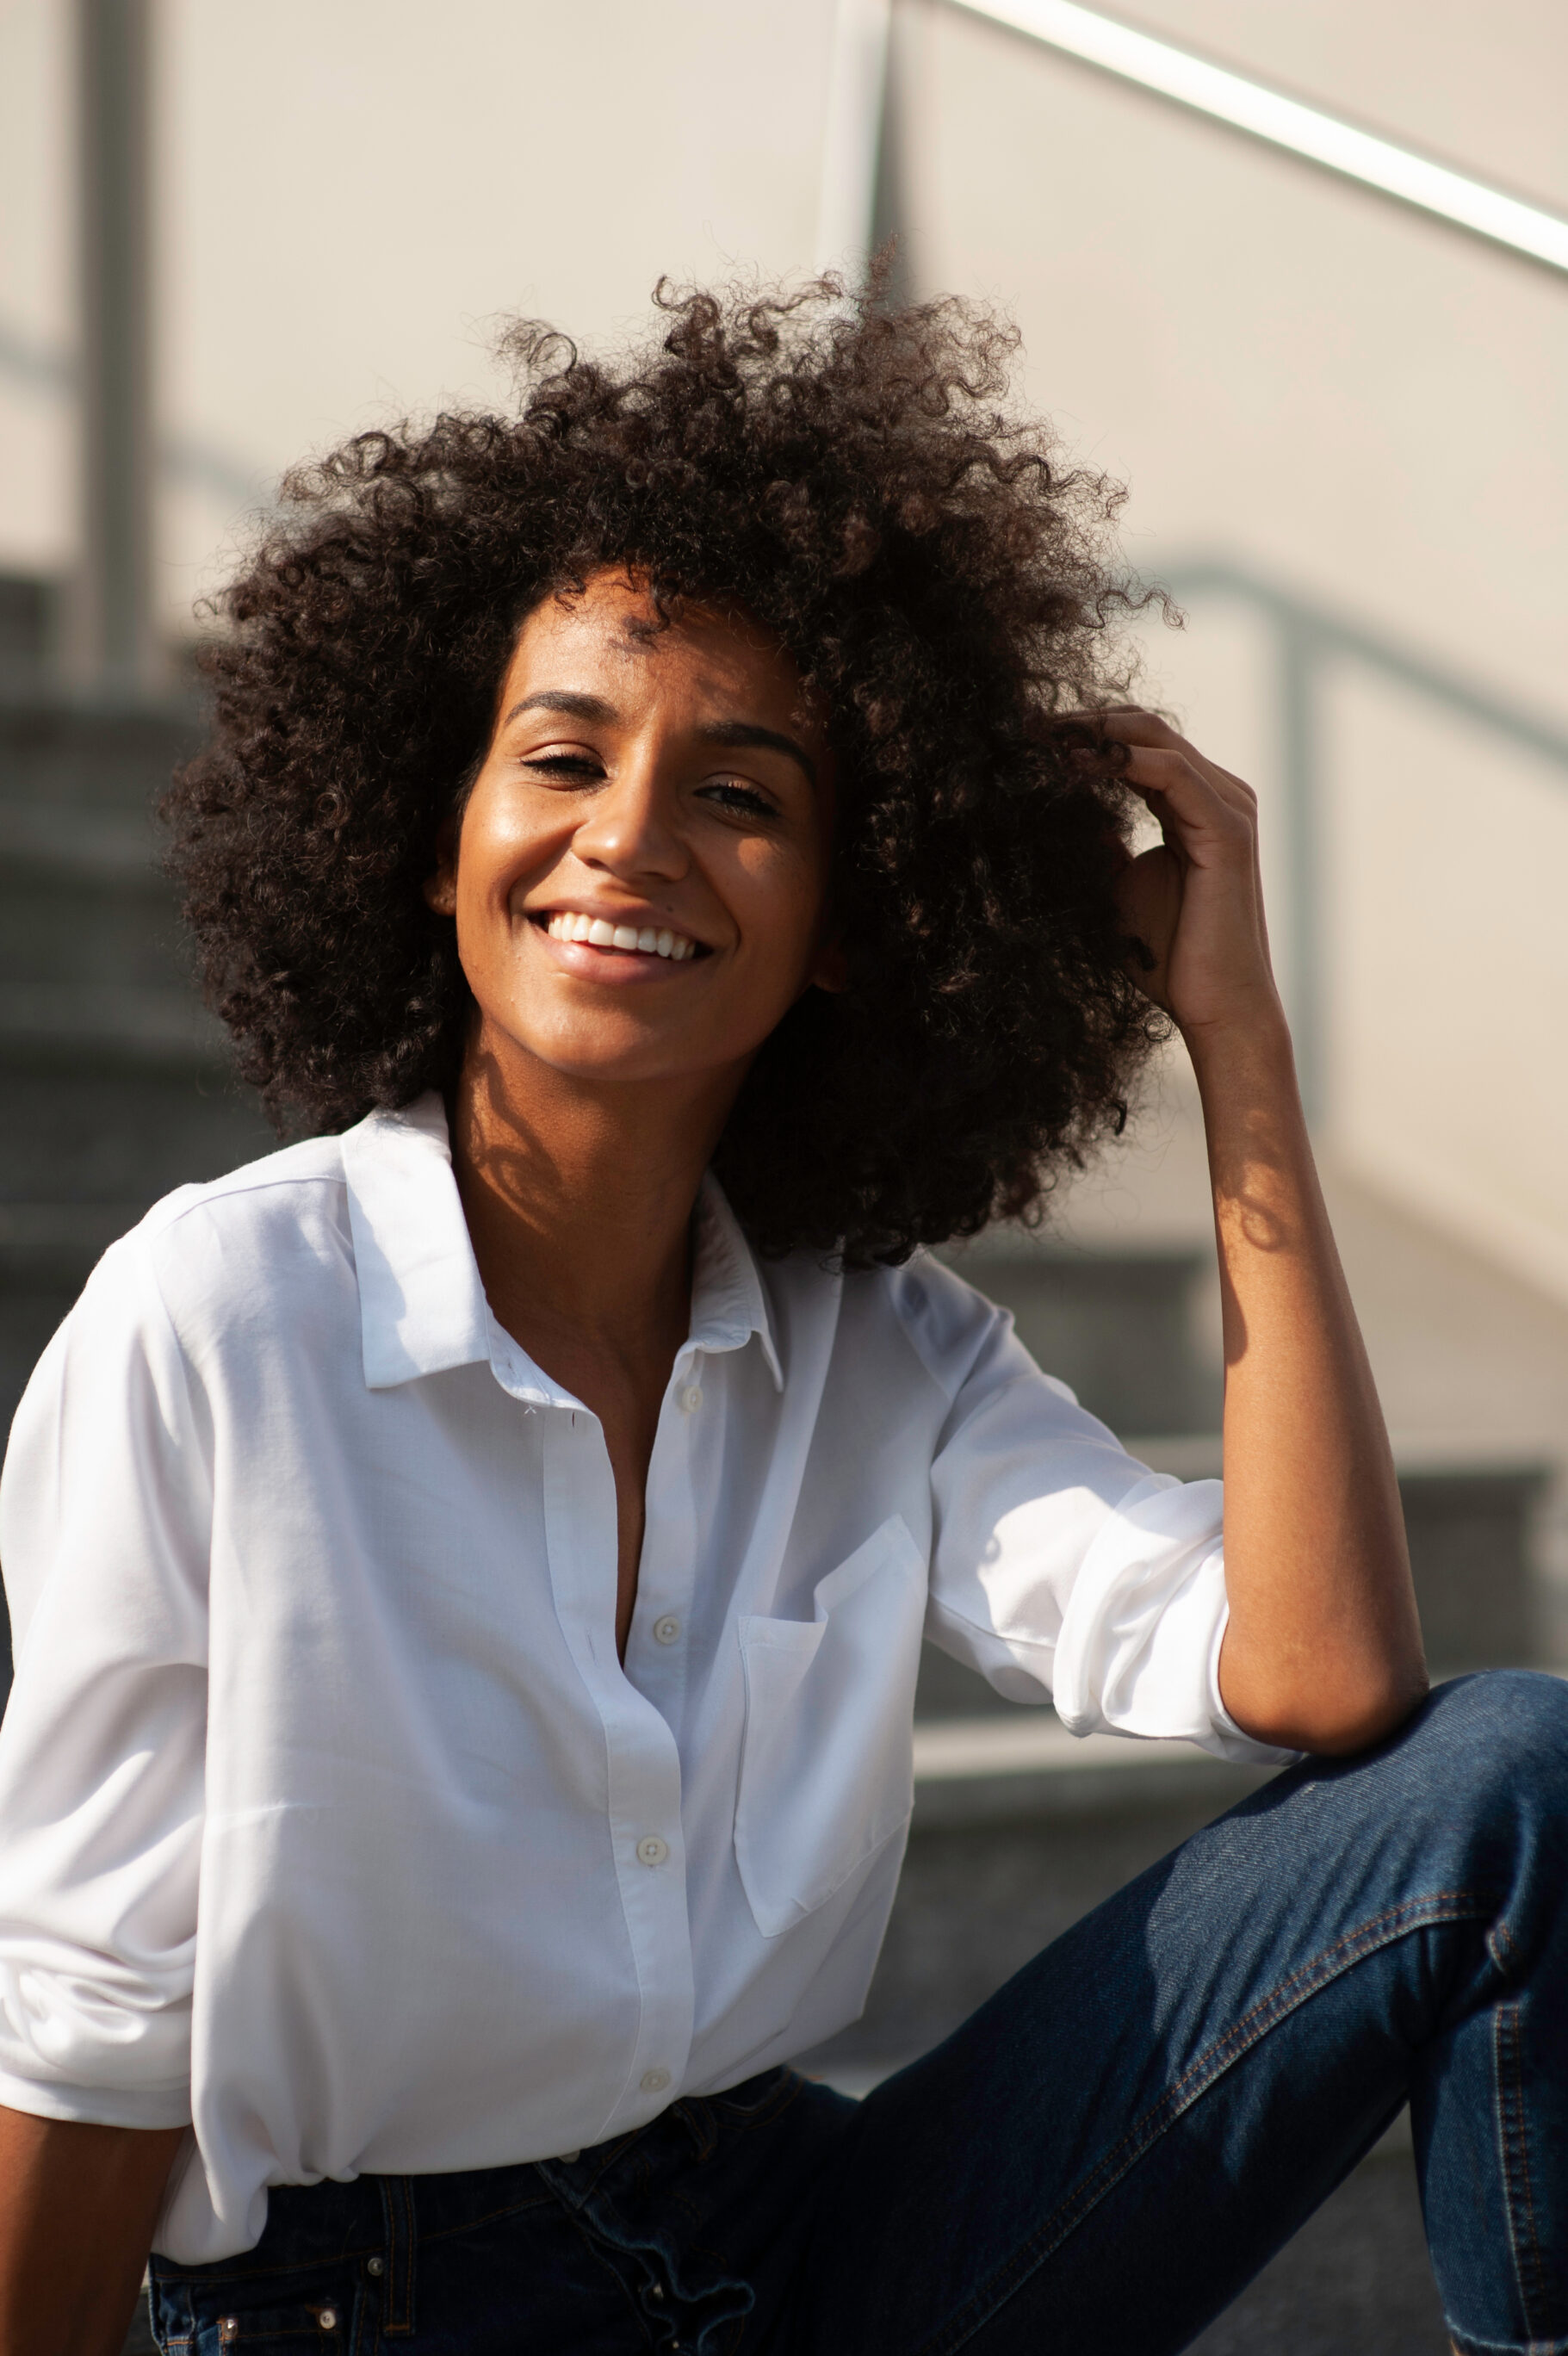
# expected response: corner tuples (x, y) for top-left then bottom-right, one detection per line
(1161, 556), (1568, 1122)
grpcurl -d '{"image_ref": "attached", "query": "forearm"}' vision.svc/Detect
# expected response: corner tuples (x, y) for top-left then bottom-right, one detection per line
(1193, 1013), (1428, 1752)
(0, 2106), (183, 2356)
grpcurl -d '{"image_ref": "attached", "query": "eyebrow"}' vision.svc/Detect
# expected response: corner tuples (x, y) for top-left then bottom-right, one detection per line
(502, 693), (818, 787)
(505, 691), (617, 727)
(694, 721), (817, 786)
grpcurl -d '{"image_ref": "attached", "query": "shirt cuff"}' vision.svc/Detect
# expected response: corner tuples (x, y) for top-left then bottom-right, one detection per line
(1205, 1602), (1304, 1768)
(0, 2063), (191, 2132)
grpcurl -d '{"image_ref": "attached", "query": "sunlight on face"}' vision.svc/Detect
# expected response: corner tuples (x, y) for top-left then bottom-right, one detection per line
(426, 570), (840, 1098)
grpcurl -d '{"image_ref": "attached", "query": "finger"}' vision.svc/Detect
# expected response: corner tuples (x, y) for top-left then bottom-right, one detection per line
(1119, 747), (1254, 846)
(1058, 709), (1257, 814)
(1056, 705), (1174, 746)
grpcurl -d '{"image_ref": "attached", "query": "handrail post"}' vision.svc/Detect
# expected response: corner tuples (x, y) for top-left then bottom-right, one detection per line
(65, 0), (164, 702)
(815, 0), (895, 282)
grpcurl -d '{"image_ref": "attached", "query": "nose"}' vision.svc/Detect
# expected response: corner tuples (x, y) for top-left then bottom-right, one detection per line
(570, 747), (688, 884)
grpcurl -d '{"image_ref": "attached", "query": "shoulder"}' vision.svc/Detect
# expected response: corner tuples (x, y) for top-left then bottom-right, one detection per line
(3, 1133), (360, 1517)
(139, 1130), (350, 1246)
(90, 1132), (356, 1359)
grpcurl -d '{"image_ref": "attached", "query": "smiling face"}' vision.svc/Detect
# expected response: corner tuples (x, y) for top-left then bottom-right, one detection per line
(427, 570), (840, 1110)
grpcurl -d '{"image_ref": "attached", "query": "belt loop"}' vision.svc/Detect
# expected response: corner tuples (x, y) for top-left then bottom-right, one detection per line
(375, 2175), (416, 2336)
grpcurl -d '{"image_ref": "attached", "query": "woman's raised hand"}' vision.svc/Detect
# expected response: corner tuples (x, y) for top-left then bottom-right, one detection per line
(1067, 706), (1426, 1754)
(1091, 710), (1285, 1048)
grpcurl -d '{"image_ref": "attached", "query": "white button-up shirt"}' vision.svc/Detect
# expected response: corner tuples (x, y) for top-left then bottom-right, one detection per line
(0, 1096), (1282, 2261)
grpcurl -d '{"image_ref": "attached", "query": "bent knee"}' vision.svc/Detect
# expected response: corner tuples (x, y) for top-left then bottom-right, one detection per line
(1406, 1669), (1568, 1796)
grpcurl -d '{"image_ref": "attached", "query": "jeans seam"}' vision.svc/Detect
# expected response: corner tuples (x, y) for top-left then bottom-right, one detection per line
(152, 2246), (382, 2288)
(376, 2173), (415, 2337)
(1447, 2334), (1568, 2355)
(1494, 1999), (1551, 2336)
(412, 2187), (555, 2245)
(913, 1888), (1491, 2356)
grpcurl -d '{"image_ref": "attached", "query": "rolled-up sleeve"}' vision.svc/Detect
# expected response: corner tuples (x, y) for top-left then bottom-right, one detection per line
(919, 1275), (1292, 1768)
(0, 1226), (209, 2126)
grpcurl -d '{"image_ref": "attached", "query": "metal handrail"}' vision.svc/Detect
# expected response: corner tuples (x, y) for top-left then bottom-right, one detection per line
(945, 0), (1568, 276)
(1161, 557), (1568, 1119)
(819, 0), (1568, 286)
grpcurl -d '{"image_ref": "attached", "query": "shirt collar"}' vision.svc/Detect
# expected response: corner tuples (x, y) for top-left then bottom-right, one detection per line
(689, 1169), (784, 1392)
(340, 1094), (490, 1389)
(339, 1093), (782, 1395)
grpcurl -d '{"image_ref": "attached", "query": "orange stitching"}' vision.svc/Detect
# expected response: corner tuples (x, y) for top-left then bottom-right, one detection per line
(1495, 2002), (1549, 2332)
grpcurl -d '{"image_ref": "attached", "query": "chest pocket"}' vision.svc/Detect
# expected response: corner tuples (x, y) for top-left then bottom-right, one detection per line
(734, 1516), (926, 1939)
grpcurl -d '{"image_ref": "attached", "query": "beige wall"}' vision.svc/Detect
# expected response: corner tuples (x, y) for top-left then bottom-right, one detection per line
(882, 0), (1568, 1302)
(3, 0), (1566, 1311)
(898, 0), (1568, 715)
(0, 0), (840, 598)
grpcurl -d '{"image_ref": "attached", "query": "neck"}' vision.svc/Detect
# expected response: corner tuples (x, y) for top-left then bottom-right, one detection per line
(449, 1031), (742, 1352)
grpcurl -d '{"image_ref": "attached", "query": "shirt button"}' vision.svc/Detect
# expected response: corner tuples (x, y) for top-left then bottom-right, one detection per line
(678, 1384), (703, 1414)
(319, 2313), (338, 2333)
(641, 2066), (672, 2094)
(636, 1834), (670, 1868)
(366, 2256), (384, 2278)
(653, 1615), (681, 1646)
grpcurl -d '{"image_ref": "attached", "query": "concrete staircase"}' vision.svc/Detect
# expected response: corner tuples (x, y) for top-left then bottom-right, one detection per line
(0, 579), (271, 1689)
(927, 1238), (1548, 1696)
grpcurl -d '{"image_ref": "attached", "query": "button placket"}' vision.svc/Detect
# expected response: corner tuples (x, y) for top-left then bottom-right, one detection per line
(628, 1353), (708, 1704)
(541, 1411), (695, 2141)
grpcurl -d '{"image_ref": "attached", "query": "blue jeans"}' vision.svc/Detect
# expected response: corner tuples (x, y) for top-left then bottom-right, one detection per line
(151, 1672), (1568, 2355)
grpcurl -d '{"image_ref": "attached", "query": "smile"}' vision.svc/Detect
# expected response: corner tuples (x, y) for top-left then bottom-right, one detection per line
(538, 911), (703, 962)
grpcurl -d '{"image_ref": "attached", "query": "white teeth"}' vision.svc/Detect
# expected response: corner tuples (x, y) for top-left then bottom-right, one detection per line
(544, 912), (699, 960)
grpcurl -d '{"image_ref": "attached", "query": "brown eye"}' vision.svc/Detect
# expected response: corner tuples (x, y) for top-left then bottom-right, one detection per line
(526, 753), (602, 781)
(700, 780), (774, 817)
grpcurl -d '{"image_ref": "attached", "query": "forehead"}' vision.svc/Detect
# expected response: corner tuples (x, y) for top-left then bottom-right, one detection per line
(504, 571), (810, 719)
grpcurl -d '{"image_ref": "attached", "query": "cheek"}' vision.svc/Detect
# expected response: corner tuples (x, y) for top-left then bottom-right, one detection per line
(452, 803), (551, 939)
(730, 838), (829, 961)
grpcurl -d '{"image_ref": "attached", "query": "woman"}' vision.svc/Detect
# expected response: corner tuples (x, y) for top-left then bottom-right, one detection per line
(0, 282), (1563, 2356)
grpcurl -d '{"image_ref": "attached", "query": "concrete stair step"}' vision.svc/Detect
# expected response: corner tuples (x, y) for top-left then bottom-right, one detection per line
(0, 797), (161, 882)
(0, 981), (223, 1067)
(0, 1067), (270, 1210)
(0, 577), (57, 691)
(945, 1240), (1223, 1438)
(0, 698), (201, 811)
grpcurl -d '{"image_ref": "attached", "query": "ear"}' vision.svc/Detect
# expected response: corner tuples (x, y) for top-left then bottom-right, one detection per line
(423, 814), (459, 917)
(809, 934), (849, 995)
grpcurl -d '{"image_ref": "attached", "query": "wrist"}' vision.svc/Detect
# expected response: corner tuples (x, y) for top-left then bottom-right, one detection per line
(1181, 994), (1296, 1093)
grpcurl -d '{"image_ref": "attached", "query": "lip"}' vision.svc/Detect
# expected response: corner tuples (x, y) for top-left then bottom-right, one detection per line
(525, 908), (716, 983)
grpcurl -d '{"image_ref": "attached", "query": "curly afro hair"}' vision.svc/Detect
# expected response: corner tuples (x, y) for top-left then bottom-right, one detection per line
(163, 275), (1165, 1267)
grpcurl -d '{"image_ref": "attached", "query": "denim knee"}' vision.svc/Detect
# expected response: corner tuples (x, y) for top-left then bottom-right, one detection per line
(1403, 1669), (1568, 1819)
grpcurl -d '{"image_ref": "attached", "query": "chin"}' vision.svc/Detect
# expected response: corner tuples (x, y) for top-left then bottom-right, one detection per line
(489, 1019), (728, 1091)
